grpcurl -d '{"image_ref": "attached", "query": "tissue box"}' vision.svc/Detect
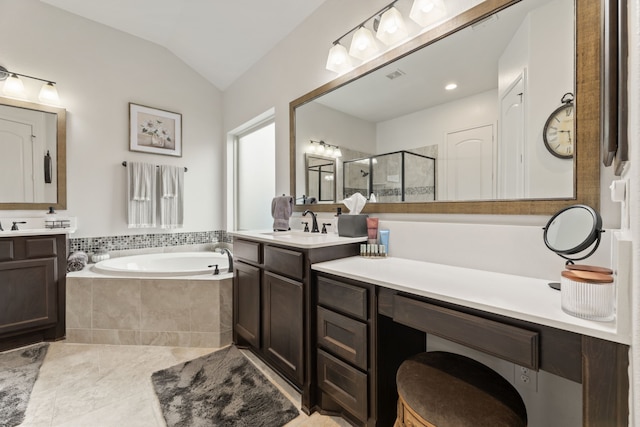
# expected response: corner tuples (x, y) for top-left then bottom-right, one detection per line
(338, 215), (369, 237)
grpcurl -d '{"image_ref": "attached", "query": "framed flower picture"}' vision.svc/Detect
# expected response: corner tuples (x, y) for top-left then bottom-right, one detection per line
(129, 103), (182, 157)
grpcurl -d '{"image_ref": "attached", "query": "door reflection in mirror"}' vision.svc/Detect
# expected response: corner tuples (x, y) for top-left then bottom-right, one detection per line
(0, 104), (57, 203)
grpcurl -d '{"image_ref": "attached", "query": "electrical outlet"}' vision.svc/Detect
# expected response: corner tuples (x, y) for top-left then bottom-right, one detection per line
(514, 365), (538, 392)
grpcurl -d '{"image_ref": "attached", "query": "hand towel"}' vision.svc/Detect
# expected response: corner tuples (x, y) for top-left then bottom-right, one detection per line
(66, 251), (88, 272)
(127, 162), (156, 228)
(271, 196), (293, 231)
(158, 165), (184, 229)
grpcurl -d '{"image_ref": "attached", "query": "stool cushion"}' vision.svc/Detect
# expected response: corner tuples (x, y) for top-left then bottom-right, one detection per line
(396, 351), (527, 427)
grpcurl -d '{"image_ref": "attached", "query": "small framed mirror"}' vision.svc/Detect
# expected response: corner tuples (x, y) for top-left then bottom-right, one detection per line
(543, 204), (603, 262)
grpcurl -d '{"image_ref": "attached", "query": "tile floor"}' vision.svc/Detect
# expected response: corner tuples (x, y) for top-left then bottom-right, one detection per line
(19, 342), (350, 427)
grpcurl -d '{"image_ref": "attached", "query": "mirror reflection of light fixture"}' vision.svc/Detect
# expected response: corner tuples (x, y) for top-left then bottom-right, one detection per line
(409, 0), (447, 27)
(0, 65), (60, 104)
(376, 6), (408, 45)
(309, 140), (342, 158)
(349, 26), (379, 60)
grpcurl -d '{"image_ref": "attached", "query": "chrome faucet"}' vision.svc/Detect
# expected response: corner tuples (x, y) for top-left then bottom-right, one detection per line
(216, 248), (234, 273)
(303, 210), (319, 233)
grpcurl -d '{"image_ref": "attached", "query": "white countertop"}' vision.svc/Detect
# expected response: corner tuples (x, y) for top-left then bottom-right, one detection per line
(230, 230), (367, 249)
(0, 227), (76, 237)
(312, 256), (630, 345)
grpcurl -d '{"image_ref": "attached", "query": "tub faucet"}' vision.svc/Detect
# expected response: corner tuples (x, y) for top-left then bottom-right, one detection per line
(216, 248), (234, 273)
(303, 210), (319, 233)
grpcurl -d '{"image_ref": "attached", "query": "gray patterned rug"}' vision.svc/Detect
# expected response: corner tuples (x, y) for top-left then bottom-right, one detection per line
(0, 342), (49, 427)
(151, 345), (300, 427)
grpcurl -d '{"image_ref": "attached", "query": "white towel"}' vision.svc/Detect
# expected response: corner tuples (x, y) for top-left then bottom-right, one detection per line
(127, 162), (156, 228)
(158, 165), (184, 229)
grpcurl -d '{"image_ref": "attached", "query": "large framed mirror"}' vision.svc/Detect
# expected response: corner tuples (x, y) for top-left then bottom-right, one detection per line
(0, 97), (66, 210)
(290, 0), (603, 215)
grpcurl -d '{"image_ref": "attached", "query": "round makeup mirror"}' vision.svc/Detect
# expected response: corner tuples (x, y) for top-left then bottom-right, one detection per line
(543, 204), (604, 289)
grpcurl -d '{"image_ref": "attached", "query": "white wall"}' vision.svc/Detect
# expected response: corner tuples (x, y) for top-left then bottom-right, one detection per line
(0, 0), (224, 238)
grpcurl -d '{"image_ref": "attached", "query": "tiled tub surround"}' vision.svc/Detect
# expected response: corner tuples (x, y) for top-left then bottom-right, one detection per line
(66, 257), (233, 348)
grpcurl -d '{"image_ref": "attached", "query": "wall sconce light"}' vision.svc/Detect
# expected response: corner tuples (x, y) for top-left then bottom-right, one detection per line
(409, 0), (447, 27)
(326, 42), (353, 74)
(349, 26), (379, 60)
(308, 140), (342, 158)
(376, 6), (408, 45)
(325, 0), (452, 74)
(0, 65), (60, 104)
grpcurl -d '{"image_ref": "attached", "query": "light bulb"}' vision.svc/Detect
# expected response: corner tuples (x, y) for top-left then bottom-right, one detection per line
(326, 43), (352, 73)
(376, 7), (408, 45)
(410, 0), (447, 27)
(325, 146), (335, 157)
(38, 82), (59, 104)
(307, 142), (316, 153)
(349, 26), (379, 61)
(334, 148), (342, 158)
(3, 73), (25, 97)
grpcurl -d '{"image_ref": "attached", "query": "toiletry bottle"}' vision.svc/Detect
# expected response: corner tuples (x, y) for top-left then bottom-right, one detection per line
(334, 207), (342, 234)
(379, 229), (390, 256)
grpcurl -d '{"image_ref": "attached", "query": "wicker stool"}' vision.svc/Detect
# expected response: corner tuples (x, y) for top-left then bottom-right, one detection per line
(395, 351), (527, 427)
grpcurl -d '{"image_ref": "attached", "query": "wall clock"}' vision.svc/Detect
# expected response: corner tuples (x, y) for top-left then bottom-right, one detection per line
(543, 92), (574, 159)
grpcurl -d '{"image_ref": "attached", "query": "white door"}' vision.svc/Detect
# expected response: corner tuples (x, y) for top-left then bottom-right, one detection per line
(445, 125), (494, 201)
(498, 73), (526, 198)
(0, 118), (33, 202)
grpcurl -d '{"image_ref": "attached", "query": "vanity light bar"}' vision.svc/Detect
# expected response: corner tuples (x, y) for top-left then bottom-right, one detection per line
(0, 65), (59, 104)
(326, 0), (449, 74)
(308, 140), (342, 158)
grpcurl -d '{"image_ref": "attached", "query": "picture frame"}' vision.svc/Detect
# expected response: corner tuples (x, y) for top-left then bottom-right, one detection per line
(129, 103), (182, 157)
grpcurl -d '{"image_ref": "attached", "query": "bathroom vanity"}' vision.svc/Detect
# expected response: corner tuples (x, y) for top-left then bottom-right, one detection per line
(311, 256), (630, 427)
(230, 230), (364, 411)
(231, 228), (631, 426)
(0, 231), (68, 351)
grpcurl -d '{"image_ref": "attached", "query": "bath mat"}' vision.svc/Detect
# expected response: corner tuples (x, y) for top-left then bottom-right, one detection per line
(0, 342), (49, 427)
(151, 345), (300, 427)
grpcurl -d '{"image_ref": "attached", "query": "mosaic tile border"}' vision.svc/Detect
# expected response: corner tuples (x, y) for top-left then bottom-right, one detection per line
(69, 230), (231, 254)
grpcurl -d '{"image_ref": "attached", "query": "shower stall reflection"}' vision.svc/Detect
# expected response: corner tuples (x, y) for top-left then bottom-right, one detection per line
(343, 151), (436, 203)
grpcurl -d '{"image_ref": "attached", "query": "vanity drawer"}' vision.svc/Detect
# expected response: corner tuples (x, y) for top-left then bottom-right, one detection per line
(25, 237), (58, 259)
(317, 349), (368, 421)
(317, 306), (367, 370)
(234, 239), (261, 264)
(264, 245), (303, 280)
(393, 295), (539, 369)
(317, 276), (367, 321)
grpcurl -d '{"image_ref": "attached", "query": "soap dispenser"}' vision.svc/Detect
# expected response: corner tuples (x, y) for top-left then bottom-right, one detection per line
(334, 207), (342, 234)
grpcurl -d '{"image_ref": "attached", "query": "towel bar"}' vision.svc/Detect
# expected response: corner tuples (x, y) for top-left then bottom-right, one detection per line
(122, 161), (187, 172)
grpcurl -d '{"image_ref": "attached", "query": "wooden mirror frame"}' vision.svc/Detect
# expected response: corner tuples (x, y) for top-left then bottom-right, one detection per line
(290, 0), (603, 215)
(0, 97), (67, 210)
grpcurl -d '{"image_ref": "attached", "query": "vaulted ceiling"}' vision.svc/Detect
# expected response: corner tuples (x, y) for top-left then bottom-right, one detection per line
(40, 0), (326, 90)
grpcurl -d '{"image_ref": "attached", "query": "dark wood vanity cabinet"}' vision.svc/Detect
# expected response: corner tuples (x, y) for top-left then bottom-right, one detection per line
(234, 260), (261, 348)
(0, 234), (67, 351)
(314, 275), (374, 425)
(232, 236), (359, 412)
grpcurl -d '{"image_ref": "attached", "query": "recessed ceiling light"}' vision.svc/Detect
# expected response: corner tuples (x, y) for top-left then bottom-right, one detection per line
(445, 83), (458, 90)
